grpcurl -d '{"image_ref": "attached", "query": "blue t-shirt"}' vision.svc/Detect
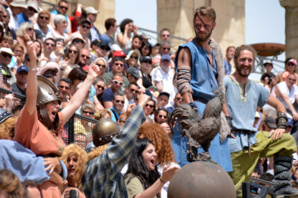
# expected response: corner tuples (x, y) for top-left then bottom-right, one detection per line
(224, 76), (270, 153)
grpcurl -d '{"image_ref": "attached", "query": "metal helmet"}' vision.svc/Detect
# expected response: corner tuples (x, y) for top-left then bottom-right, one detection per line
(92, 118), (120, 147)
(168, 161), (236, 198)
(36, 75), (60, 106)
(0, 108), (12, 124)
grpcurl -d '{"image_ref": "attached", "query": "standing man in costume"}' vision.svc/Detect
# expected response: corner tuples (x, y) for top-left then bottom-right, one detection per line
(224, 45), (297, 197)
(174, 6), (232, 171)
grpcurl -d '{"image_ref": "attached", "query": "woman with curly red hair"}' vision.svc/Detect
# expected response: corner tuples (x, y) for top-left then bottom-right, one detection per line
(137, 123), (180, 197)
(60, 144), (88, 197)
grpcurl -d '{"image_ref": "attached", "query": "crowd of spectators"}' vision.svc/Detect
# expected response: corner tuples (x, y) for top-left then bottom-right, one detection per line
(0, 1), (298, 197)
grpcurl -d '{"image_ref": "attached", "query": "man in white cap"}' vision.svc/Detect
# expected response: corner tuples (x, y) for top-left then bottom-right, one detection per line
(7, 0), (27, 32)
(0, 48), (15, 85)
(17, 0), (38, 25)
(39, 36), (56, 67)
(85, 6), (101, 42)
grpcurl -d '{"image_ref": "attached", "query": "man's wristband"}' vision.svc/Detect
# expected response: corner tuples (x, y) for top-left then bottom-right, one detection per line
(159, 177), (166, 184)
(276, 111), (288, 129)
(28, 68), (38, 71)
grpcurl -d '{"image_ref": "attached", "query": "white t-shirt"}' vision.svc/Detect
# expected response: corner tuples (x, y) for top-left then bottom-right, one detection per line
(276, 81), (298, 110)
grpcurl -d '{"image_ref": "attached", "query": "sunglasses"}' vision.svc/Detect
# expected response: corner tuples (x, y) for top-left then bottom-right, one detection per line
(142, 60), (151, 64)
(13, 50), (23, 54)
(112, 80), (123, 85)
(82, 111), (94, 115)
(176, 97), (183, 101)
(145, 104), (154, 108)
(69, 50), (77, 54)
(96, 85), (105, 90)
(130, 56), (138, 60)
(59, 5), (68, 10)
(2, 15), (7, 18)
(39, 16), (49, 20)
(28, 7), (36, 12)
(114, 63), (124, 67)
(95, 63), (106, 69)
(162, 34), (170, 37)
(163, 47), (170, 51)
(115, 100), (125, 104)
(288, 63), (296, 66)
(130, 88), (138, 93)
(27, 28), (34, 31)
(1, 53), (12, 58)
(45, 43), (55, 47)
(73, 39), (84, 44)
(158, 115), (167, 119)
(81, 24), (90, 30)
(81, 55), (90, 59)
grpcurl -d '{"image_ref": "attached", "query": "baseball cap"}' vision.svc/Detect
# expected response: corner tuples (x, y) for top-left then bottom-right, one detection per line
(127, 67), (140, 79)
(80, 19), (91, 26)
(141, 56), (152, 63)
(161, 54), (171, 61)
(113, 51), (126, 58)
(288, 59), (297, 65)
(263, 60), (273, 67)
(111, 44), (122, 51)
(158, 92), (170, 98)
(17, 65), (29, 73)
(0, 48), (14, 55)
(85, 7), (99, 15)
(264, 116), (277, 129)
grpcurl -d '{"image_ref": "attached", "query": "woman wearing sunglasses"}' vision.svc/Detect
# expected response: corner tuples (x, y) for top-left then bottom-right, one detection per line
(74, 102), (95, 138)
(154, 108), (168, 124)
(93, 77), (106, 110)
(125, 49), (141, 68)
(143, 98), (156, 120)
(59, 44), (80, 78)
(16, 22), (36, 54)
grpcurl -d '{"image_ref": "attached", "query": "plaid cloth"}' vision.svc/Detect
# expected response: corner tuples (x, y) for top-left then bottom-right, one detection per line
(81, 106), (145, 198)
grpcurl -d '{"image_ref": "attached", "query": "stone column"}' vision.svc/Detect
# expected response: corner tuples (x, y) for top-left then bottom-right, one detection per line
(279, 0), (298, 59)
(157, 0), (245, 53)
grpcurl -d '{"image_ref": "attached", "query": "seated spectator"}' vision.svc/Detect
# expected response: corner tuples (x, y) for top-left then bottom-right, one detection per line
(100, 17), (117, 46)
(81, 95), (149, 197)
(125, 49), (141, 68)
(251, 169), (260, 178)
(143, 98), (156, 119)
(66, 19), (91, 49)
(102, 73), (124, 109)
(3, 10), (17, 40)
(11, 65), (28, 96)
(167, 93), (184, 114)
(50, 0), (71, 34)
(275, 58), (297, 84)
(16, 22), (35, 54)
(68, 33), (85, 50)
(78, 48), (91, 71)
(117, 18), (137, 50)
(154, 108), (168, 124)
(34, 10), (55, 38)
(123, 34), (143, 55)
(59, 44), (80, 78)
(157, 92), (170, 108)
(94, 109), (112, 120)
(39, 36), (56, 68)
(53, 14), (68, 40)
(103, 56), (129, 89)
(85, 6), (100, 42)
(140, 56), (153, 88)
(140, 40), (152, 58)
(90, 40), (110, 62)
(94, 57), (107, 78)
(17, 0), (38, 25)
(67, 67), (87, 96)
(39, 61), (59, 83)
(74, 102), (95, 136)
(11, 43), (25, 69)
(160, 121), (172, 136)
(57, 78), (72, 105)
(124, 82), (138, 109)
(60, 144), (88, 197)
(124, 138), (179, 198)
(109, 93), (125, 123)
(92, 77), (106, 110)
